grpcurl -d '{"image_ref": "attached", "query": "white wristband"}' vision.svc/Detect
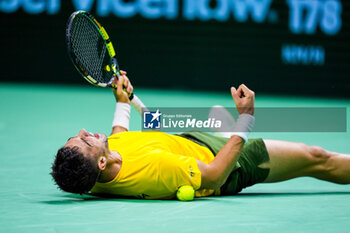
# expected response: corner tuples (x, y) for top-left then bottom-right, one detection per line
(112, 102), (131, 130)
(231, 114), (255, 142)
(131, 95), (148, 115)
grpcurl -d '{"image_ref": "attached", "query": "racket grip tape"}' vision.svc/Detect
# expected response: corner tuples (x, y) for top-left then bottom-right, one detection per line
(130, 94), (148, 115)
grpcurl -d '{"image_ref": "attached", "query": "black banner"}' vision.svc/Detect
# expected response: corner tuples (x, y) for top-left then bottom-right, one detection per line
(1, 0), (349, 97)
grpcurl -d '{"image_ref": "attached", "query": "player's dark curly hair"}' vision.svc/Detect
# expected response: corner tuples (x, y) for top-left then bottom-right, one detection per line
(51, 146), (100, 194)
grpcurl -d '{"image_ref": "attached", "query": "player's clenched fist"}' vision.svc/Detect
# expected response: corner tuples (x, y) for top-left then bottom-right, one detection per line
(230, 84), (255, 115)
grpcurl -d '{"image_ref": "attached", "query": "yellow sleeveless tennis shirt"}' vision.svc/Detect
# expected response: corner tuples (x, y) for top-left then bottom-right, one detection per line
(90, 131), (220, 199)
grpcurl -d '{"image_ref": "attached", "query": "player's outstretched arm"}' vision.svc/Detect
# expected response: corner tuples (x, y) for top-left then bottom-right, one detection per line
(197, 85), (255, 189)
(110, 70), (133, 135)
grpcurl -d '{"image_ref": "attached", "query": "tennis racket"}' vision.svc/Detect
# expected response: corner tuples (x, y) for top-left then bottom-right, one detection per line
(66, 11), (134, 100)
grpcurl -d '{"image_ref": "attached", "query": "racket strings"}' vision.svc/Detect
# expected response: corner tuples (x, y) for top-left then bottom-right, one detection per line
(69, 15), (112, 84)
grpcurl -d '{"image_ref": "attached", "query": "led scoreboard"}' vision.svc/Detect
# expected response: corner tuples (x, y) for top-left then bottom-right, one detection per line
(0, 0), (349, 97)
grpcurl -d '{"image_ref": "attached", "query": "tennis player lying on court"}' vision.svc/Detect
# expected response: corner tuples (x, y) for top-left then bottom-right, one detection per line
(51, 72), (350, 199)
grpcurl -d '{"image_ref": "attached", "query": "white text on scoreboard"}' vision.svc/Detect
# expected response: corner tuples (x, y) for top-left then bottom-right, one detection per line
(0, 0), (343, 36)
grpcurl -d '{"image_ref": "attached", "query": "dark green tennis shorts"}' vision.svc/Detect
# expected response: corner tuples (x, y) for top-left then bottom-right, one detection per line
(178, 131), (270, 195)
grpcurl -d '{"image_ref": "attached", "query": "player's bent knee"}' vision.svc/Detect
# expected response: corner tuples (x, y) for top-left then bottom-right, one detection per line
(307, 145), (334, 173)
(308, 146), (329, 162)
(297, 143), (318, 162)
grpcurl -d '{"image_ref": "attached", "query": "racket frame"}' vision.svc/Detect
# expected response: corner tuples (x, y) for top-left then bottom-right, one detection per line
(66, 11), (121, 88)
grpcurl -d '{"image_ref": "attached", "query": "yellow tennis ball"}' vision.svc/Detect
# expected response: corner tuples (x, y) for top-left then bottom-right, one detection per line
(176, 185), (195, 201)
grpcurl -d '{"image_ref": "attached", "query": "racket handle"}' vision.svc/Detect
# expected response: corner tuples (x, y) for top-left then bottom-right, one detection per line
(131, 94), (148, 115)
(128, 92), (134, 101)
